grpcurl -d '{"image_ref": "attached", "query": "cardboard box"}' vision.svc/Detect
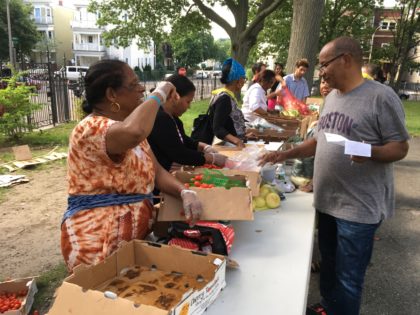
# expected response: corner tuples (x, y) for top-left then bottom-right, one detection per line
(246, 128), (297, 142)
(47, 240), (226, 315)
(159, 171), (253, 221)
(0, 277), (37, 315)
(192, 168), (261, 197)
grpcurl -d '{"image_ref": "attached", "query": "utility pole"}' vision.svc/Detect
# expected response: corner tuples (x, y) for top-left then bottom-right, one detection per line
(6, 0), (15, 67)
(368, 26), (382, 64)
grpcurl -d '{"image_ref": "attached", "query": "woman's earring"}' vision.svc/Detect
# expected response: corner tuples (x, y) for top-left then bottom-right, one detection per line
(110, 102), (121, 113)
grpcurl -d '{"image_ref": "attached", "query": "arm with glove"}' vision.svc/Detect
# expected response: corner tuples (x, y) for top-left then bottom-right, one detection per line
(151, 151), (202, 226)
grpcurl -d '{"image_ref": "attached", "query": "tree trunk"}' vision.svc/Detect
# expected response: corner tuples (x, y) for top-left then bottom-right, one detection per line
(286, 0), (325, 94)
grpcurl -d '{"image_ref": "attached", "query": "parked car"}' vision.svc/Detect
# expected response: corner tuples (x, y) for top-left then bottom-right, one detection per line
(193, 71), (208, 79)
(55, 66), (89, 81)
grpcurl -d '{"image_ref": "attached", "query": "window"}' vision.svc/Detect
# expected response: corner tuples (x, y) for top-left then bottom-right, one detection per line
(34, 8), (41, 18)
(88, 36), (93, 43)
(380, 20), (397, 30)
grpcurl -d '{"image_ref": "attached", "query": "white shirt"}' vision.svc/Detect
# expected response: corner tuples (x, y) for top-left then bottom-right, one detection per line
(242, 83), (267, 123)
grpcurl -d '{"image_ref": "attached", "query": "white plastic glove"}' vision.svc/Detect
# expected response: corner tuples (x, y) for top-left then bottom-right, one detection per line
(203, 145), (218, 154)
(153, 81), (176, 103)
(211, 153), (228, 167)
(180, 189), (203, 227)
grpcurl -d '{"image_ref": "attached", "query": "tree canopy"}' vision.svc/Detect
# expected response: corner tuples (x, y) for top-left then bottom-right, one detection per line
(372, 0), (420, 89)
(89, 0), (285, 67)
(0, 0), (39, 62)
(251, 0), (381, 65)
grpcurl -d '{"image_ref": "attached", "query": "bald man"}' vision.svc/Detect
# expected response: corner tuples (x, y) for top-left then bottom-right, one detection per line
(260, 37), (409, 315)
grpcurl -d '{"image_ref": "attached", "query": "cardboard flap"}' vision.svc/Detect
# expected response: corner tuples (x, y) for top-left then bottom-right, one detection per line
(47, 282), (168, 315)
(159, 187), (253, 221)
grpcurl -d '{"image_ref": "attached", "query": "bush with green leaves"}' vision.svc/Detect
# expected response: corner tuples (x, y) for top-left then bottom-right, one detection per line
(0, 71), (42, 140)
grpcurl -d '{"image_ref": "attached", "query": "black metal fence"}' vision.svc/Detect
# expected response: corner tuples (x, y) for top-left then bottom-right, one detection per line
(1, 63), (223, 132)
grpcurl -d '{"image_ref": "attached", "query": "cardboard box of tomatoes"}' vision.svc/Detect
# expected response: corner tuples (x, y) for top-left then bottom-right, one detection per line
(0, 277), (37, 314)
(158, 171), (254, 221)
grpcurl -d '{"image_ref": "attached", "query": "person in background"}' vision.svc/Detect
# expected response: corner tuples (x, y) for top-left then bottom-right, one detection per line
(61, 60), (203, 272)
(294, 77), (332, 194)
(248, 62), (266, 89)
(277, 58), (310, 103)
(242, 69), (278, 123)
(260, 37), (409, 315)
(148, 74), (227, 172)
(361, 63), (377, 80)
(208, 58), (247, 147)
(267, 62), (285, 110)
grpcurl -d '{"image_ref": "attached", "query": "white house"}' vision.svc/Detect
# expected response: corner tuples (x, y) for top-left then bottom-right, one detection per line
(71, 0), (155, 69)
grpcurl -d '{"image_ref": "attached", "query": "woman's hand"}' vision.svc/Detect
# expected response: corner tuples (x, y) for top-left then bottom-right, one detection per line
(234, 138), (245, 148)
(203, 145), (218, 154)
(180, 190), (202, 227)
(210, 153), (228, 167)
(153, 81), (178, 103)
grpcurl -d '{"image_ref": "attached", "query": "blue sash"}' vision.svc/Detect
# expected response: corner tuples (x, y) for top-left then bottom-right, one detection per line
(62, 193), (153, 224)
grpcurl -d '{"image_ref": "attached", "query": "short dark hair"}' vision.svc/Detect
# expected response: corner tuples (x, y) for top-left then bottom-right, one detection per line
(251, 62), (266, 74)
(257, 69), (276, 84)
(275, 62), (284, 68)
(82, 60), (127, 113)
(331, 36), (363, 66)
(295, 58), (309, 68)
(165, 74), (196, 97)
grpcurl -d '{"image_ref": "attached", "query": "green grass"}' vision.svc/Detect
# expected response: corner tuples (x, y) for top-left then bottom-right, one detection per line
(31, 263), (68, 314)
(180, 98), (210, 135)
(0, 122), (76, 148)
(403, 101), (420, 137)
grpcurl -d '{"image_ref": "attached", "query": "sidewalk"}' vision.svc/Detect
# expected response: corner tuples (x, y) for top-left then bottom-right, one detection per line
(306, 137), (420, 314)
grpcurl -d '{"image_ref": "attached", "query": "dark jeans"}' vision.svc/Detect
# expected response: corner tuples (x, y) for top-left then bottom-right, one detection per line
(317, 211), (380, 315)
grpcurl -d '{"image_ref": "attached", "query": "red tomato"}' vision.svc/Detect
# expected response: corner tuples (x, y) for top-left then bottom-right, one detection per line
(184, 183), (190, 188)
(194, 181), (201, 187)
(200, 183), (208, 188)
(208, 184), (215, 188)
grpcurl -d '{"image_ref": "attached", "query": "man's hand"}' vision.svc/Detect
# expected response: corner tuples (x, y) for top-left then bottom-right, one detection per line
(258, 151), (287, 166)
(350, 155), (370, 164)
(180, 190), (202, 227)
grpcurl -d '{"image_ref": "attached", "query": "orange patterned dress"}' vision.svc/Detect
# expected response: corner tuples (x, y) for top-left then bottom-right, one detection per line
(61, 115), (156, 271)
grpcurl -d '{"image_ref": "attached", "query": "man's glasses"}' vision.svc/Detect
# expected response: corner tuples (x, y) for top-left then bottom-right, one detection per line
(318, 53), (345, 72)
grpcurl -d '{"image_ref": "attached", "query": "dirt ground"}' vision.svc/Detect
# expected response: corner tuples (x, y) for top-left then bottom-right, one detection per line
(0, 164), (67, 279)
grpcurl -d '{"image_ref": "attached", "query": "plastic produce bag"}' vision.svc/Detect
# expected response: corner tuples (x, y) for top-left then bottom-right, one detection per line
(277, 86), (310, 115)
(225, 145), (267, 172)
(246, 117), (284, 132)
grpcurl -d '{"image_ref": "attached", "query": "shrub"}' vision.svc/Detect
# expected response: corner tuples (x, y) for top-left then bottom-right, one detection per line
(0, 69), (43, 140)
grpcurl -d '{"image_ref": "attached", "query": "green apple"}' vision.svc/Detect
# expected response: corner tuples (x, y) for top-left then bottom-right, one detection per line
(265, 192), (281, 209)
(254, 196), (266, 208)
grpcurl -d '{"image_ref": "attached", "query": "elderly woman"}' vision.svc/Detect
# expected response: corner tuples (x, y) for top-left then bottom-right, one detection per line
(148, 75), (227, 172)
(61, 60), (202, 271)
(242, 69), (277, 123)
(208, 58), (247, 147)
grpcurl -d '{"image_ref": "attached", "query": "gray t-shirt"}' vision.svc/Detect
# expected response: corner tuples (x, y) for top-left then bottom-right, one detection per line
(313, 80), (409, 224)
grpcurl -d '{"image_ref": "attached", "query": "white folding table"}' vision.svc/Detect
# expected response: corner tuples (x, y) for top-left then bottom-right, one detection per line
(206, 191), (316, 315)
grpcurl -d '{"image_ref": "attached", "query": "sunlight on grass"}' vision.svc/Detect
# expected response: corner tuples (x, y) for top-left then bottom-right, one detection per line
(403, 101), (420, 137)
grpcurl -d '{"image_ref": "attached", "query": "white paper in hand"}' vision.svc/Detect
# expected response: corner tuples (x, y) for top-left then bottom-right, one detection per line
(344, 140), (371, 157)
(325, 132), (371, 157)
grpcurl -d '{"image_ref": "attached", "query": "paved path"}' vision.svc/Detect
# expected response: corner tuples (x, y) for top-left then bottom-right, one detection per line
(307, 137), (420, 314)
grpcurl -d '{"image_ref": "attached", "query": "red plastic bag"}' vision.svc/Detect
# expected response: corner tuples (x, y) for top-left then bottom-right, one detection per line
(276, 86), (310, 115)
